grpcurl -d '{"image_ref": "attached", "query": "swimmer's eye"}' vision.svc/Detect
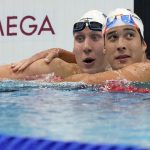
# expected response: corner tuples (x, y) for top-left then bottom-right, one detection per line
(75, 35), (85, 43)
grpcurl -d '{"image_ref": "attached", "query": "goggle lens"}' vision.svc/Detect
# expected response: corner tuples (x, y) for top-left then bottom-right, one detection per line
(105, 15), (139, 30)
(73, 21), (102, 32)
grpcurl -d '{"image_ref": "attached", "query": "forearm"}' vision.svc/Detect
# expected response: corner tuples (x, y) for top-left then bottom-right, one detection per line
(0, 60), (48, 80)
(24, 58), (80, 78)
(65, 62), (150, 84)
(37, 48), (76, 63)
(0, 58), (80, 80)
(30, 49), (50, 62)
(65, 71), (121, 84)
(58, 49), (76, 63)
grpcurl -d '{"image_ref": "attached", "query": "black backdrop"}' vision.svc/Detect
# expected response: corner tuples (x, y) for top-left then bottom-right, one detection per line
(134, 0), (150, 59)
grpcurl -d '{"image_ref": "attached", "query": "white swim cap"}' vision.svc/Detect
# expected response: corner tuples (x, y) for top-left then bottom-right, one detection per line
(103, 8), (144, 37)
(79, 10), (106, 25)
(73, 10), (106, 32)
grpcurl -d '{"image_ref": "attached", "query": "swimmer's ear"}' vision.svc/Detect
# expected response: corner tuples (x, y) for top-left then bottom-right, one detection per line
(142, 41), (147, 52)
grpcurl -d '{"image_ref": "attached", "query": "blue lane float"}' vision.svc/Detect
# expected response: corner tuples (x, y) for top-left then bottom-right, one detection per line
(0, 135), (149, 150)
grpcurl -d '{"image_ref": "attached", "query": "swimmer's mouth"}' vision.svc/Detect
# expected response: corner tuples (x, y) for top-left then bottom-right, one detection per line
(83, 58), (95, 63)
(115, 55), (130, 60)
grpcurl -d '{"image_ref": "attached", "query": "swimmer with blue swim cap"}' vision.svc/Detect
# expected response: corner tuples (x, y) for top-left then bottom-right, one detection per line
(65, 8), (150, 83)
(102, 8), (148, 70)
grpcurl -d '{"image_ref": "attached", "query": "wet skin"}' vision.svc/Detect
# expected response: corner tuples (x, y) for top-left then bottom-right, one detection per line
(104, 25), (147, 70)
(73, 27), (107, 74)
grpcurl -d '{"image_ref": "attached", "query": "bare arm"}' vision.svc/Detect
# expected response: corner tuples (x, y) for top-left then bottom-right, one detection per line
(0, 58), (80, 80)
(11, 48), (76, 72)
(65, 62), (150, 84)
(57, 49), (76, 63)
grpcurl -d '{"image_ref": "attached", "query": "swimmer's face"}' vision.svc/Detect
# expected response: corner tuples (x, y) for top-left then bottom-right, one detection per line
(104, 25), (147, 70)
(73, 27), (105, 74)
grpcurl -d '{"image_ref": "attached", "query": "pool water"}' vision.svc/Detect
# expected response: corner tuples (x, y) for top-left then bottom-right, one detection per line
(0, 80), (150, 148)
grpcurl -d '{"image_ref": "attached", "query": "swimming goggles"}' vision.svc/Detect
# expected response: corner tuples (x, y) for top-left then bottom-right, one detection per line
(105, 14), (140, 31)
(73, 20), (102, 33)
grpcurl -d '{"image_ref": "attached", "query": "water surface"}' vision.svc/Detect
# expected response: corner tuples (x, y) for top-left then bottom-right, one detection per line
(0, 80), (150, 148)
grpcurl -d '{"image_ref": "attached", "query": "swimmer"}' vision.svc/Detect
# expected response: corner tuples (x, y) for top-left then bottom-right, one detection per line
(0, 10), (108, 80)
(65, 8), (150, 83)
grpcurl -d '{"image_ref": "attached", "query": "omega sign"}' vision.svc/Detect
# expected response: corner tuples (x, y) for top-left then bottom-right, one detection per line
(0, 15), (55, 36)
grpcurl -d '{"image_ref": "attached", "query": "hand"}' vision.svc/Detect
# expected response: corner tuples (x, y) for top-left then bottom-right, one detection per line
(11, 58), (33, 72)
(44, 48), (60, 63)
(11, 48), (61, 72)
